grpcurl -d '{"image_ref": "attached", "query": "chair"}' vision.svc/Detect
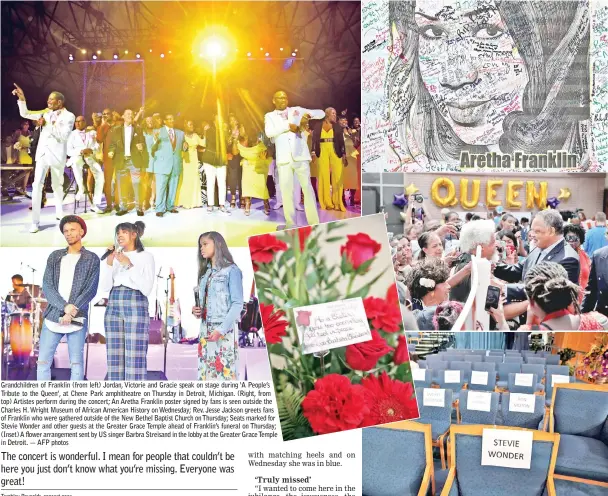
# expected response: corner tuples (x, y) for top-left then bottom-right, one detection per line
(521, 364), (545, 392)
(545, 365), (570, 384)
(501, 392), (546, 429)
(497, 363), (522, 390)
(504, 356), (524, 364)
(550, 383), (608, 484)
(472, 362), (496, 375)
(484, 355), (503, 365)
(553, 476), (608, 495)
(449, 361), (472, 384)
(526, 357), (547, 366)
(416, 387), (453, 470)
(431, 362), (449, 381)
(507, 373), (539, 394)
(426, 355), (445, 366)
(447, 355), (465, 362)
(468, 368), (497, 392)
(441, 425), (560, 496)
(458, 390), (499, 425)
(465, 355), (483, 363)
(363, 422), (434, 496)
(418, 360), (428, 369)
(412, 368), (433, 388)
(545, 355), (560, 366)
(438, 370), (466, 421)
(489, 349), (504, 353)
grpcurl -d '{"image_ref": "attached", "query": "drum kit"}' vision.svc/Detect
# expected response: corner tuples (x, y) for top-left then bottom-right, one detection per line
(1, 285), (46, 368)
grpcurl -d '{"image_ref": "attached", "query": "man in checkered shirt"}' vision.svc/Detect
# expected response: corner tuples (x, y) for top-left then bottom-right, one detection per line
(38, 215), (100, 380)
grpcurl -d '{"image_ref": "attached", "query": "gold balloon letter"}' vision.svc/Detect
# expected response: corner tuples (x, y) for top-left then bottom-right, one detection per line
(506, 181), (524, 209)
(526, 181), (548, 209)
(460, 179), (480, 209)
(431, 177), (457, 207)
(486, 180), (503, 208)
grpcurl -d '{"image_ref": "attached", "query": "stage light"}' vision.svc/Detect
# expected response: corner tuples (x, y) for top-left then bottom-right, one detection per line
(136, 53), (141, 59)
(124, 50), (129, 54)
(280, 47), (284, 51)
(81, 49), (86, 54)
(149, 49), (153, 53)
(96, 49), (101, 54)
(265, 52), (270, 57)
(113, 51), (119, 59)
(205, 40), (222, 59)
(160, 53), (165, 58)
(294, 48), (298, 52)
(260, 47), (263, 50)
(68, 54), (74, 63)
(168, 50), (172, 54)
(92, 54), (98, 60)
(247, 52), (252, 57)
(291, 52), (296, 57)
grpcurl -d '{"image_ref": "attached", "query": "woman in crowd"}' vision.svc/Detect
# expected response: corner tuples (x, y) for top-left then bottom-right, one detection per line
(192, 231), (243, 381)
(181, 119), (204, 209)
(496, 230), (518, 265)
(142, 117), (157, 209)
(521, 262), (608, 330)
(342, 119), (359, 207)
(238, 136), (271, 216)
(406, 259), (452, 329)
(417, 231), (443, 260)
(564, 223), (591, 302)
(102, 221), (156, 380)
(13, 121), (32, 195)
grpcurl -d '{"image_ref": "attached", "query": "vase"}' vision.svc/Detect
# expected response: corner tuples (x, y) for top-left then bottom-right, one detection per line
(595, 376), (607, 385)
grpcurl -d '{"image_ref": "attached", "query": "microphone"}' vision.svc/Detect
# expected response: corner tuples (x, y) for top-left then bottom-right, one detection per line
(101, 246), (115, 261)
(156, 266), (163, 279)
(193, 287), (200, 308)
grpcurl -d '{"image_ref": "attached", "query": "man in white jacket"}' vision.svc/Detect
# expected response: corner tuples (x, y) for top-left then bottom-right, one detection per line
(13, 83), (75, 233)
(66, 115), (104, 212)
(264, 91), (323, 228)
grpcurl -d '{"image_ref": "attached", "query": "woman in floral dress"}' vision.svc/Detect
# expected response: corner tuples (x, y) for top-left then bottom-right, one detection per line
(192, 231), (244, 380)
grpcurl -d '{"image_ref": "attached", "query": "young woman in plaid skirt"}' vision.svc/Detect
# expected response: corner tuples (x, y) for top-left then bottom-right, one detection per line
(192, 232), (243, 381)
(101, 221), (155, 380)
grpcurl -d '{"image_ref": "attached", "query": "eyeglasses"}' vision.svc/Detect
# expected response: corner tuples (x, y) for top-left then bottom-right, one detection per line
(565, 235), (580, 242)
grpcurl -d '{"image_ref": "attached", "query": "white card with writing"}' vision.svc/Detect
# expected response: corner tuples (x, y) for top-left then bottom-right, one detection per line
(466, 391), (492, 412)
(412, 368), (427, 382)
(292, 298), (372, 355)
(509, 393), (536, 414)
(481, 428), (533, 469)
(514, 373), (534, 387)
(444, 370), (461, 383)
(551, 375), (570, 387)
(423, 388), (445, 408)
(471, 370), (489, 385)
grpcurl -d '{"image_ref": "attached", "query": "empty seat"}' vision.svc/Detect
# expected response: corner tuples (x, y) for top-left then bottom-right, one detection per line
(501, 392), (546, 429)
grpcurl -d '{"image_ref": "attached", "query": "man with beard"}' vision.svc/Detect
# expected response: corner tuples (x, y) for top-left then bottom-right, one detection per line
(38, 215), (100, 380)
(13, 84), (75, 233)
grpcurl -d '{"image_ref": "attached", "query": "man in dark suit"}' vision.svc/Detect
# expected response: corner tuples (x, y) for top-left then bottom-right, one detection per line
(505, 210), (580, 316)
(582, 245), (608, 317)
(108, 108), (148, 216)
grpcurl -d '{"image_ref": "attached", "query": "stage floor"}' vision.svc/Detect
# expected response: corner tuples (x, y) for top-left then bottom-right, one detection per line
(1, 193), (360, 247)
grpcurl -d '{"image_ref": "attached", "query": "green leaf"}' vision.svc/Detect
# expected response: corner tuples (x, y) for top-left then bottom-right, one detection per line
(326, 221), (346, 232)
(284, 299), (300, 309)
(330, 353), (342, 374)
(276, 384), (313, 440)
(394, 363), (413, 383)
(305, 271), (319, 291)
(355, 257), (376, 275)
(348, 270), (386, 299)
(325, 236), (344, 243)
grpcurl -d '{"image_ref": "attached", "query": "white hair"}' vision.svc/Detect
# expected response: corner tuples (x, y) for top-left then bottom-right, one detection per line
(459, 219), (496, 254)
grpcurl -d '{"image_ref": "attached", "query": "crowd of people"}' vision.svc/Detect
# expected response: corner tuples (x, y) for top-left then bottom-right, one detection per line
(390, 196), (608, 331)
(6, 84), (361, 233)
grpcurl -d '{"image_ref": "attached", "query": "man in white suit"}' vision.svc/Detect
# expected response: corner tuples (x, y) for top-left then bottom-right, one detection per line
(264, 91), (323, 228)
(13, 83), (75, 233)
(66, 115), (104, 212)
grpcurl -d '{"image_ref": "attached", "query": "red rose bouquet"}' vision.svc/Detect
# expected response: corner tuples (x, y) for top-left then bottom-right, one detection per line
(249, 217), (419, 440)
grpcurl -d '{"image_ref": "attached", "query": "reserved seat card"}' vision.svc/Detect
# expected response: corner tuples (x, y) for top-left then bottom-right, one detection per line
(423, 388), (446, 408)
(466, 391), (492, 412)
(481, 428), (533, 469)
(470, 370), (489, 385)
(551, 374), (570, 387)
(412, 368), (427, 382)
(514, 373), (534, 387)
(508, 393), (536, 414)
(292, 297), (372, 355)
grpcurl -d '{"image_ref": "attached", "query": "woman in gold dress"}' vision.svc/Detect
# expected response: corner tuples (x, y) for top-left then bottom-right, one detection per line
(238, 134), (271, 216)
(181, 120), (204, 209)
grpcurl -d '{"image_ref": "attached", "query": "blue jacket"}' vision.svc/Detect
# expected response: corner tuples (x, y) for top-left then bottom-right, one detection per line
(582, 245), (608, 316)
(42, 247), (100, 323)
(199, 264), (243, 335)
(150, 126), (184, 175)
(583, 226), (608, 257)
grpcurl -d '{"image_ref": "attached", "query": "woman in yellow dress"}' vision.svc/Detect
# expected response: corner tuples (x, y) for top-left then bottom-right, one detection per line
(14, 122), (32, 196)
(312, 108), (346, 212)
(339, 116), (359, 207)
(181, 120), (204, 209)
(238, 135), (271, 216)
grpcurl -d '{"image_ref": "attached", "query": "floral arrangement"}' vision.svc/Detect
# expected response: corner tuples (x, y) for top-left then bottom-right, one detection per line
(248, 221), (419, 440)
(576, 334), (608, 383)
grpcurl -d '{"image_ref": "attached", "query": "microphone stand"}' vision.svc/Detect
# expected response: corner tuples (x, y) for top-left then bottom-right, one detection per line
(26, 265), (39, 353)
(154, 267), (163, 320)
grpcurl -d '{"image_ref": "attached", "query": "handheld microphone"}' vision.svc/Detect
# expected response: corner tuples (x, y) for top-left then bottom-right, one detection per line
(193, 287), (200, 308)
(101, 246), (115, 261)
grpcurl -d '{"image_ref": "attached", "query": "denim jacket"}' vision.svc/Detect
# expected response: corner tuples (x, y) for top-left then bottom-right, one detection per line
(199, 264), (243, 335)
(42, 247), (100, 323)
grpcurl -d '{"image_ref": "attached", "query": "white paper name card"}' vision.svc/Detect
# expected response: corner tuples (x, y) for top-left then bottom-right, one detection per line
(423, 388), (445, 408)
(292, 298), (371, 355)
(551, 375), (570, 387)
(481, 428), (533, 469)
(509, 393), (536, 414)
(514, 373), (534, 387)
(444, 370), (461, 383)
(412, 368), (427, 382)
(466, 391), (492, 412)
(471, 371), (489, 385)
